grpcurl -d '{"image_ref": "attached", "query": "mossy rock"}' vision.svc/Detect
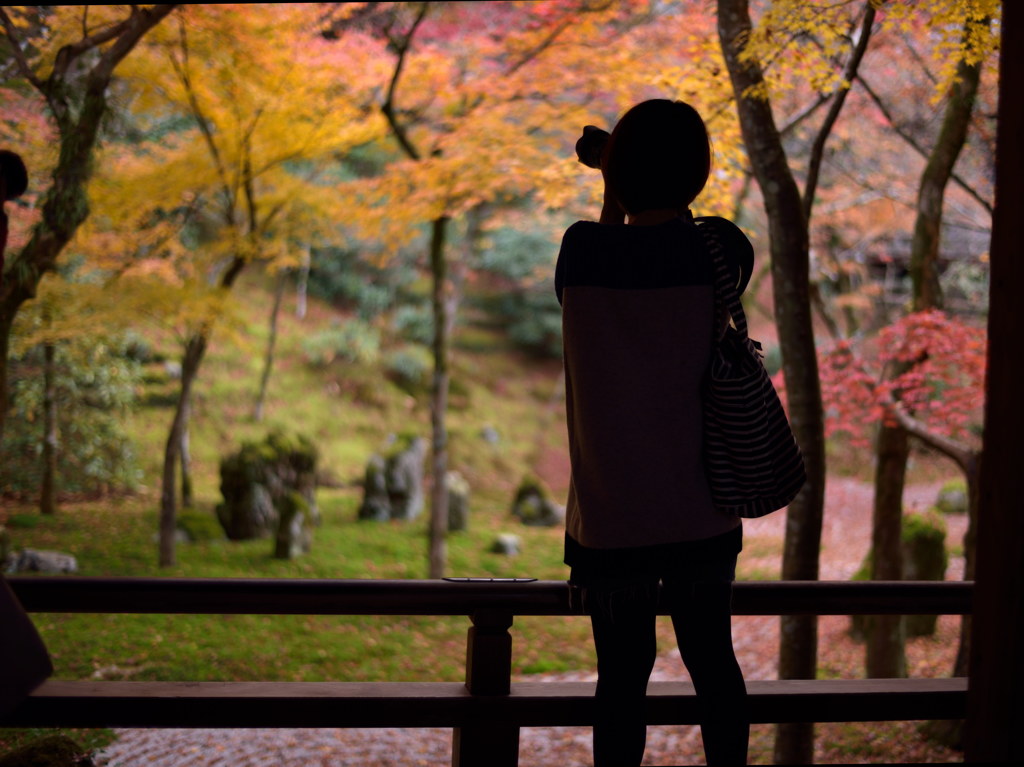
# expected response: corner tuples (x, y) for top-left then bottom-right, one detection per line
(511, 475), (564, 527)
(849, 509), (948, 639)
(177, 510), (226, 543)
(217, 430), (319, 540)
(0, 734), (94, 767)
(902, 509), (948, 637)
(274, 491), (312, 560)
(935, 478), (968, 514)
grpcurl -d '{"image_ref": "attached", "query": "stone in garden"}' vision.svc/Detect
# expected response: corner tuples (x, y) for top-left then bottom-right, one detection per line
(447, 471), (470, 532)
(357, 454), (391, 522)
(935, 479), (968, 515)
(216, 430), (319, 552)
(902, 508), (948, 637)
(217, 473), (276, 540)
(9, 548), (78, 574)
(849, 508), (948, 640)
(480, 425), (501, 445)
(491, 533), (521, 556)
(275, 492), (313, 560)
(386, 436), (426, 520)
(163, 360), (182, 380)
(511, 476), (564, 527)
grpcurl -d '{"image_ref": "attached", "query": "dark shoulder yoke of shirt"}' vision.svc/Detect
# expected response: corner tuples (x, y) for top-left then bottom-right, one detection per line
(555, 216), (754, 304)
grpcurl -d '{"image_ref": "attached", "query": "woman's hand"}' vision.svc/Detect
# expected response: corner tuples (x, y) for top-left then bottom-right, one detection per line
(598, 142), (625, 225)
(599, 180), (625, 225)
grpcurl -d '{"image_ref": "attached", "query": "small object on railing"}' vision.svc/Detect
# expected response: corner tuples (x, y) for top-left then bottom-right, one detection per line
(442, 577), (537, 583)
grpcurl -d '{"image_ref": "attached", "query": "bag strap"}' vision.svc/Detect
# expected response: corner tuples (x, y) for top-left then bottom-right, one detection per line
(697, 218), (750, 343)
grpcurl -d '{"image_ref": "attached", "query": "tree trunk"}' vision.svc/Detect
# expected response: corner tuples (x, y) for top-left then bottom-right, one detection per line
(909, 44), (983, 313)
(295, 244), (310, 320)
(913, 27), (983, 688)
(428, 215), (451, 579)
(254, 269), (287, 422)
(159, 333), (206, 567)
(868, 14), (983, 688)
(179, 401), (193, 510)
(866, 422), (908, 677)
(953, 455), (981, 677)
(718, 2), (828, 761)
(40, 339), (58, 516)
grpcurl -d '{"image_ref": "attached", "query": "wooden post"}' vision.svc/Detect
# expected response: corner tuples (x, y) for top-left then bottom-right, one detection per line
(453, 609), (518, 767)
(965, 3), (1024, 762)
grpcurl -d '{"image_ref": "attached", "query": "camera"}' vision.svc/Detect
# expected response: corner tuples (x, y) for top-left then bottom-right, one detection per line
(575, 125), (610, 169)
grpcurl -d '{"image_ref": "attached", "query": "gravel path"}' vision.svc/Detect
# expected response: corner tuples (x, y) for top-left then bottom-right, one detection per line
(96, 478), (965, 766)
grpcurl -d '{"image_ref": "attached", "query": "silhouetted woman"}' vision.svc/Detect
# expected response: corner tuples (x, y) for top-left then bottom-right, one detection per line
(556, 99), (751, 766)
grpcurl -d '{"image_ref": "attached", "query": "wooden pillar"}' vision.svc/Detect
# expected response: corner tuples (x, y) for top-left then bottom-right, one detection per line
(964, 4), (1024, 762)
(453, 609), (519, 767)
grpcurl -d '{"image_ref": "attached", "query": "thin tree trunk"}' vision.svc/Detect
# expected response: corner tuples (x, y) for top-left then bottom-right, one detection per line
(953, 457), (980, 677)
(40, 339), (57, 516)
(866, 422), (908, 677)
(159, 334), (206, 567)
(428, 215), (451, 580)
(868, 14), (984, 688)
(718, 1), (833, 761)
(254, 269), (287, 422)
(909, 49), (984, 311)
(179, 400), (193, 509)
(295, 243), (310, 320)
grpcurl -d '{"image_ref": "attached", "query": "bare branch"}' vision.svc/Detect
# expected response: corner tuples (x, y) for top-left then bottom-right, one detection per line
(779, 93), (832, 137)
(855, 74), (993, 217)
(0, 8), (46, 92)
(381, 3), (429, 162)
(504, 17), (573, 77)
(91, 5), (178, 86)
(168, 15), (233, 213)
(881, 389), (978, 475)
(803, 1), (876, 222)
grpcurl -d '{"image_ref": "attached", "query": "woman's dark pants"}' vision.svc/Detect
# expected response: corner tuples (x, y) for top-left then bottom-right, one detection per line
(576, 556), (749, 766)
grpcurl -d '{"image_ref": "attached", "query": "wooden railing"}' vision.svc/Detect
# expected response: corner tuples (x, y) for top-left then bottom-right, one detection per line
(4, 578), (972, 766)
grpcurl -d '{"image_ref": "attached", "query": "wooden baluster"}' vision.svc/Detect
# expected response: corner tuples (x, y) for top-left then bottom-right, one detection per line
(453, 608), (518, 766)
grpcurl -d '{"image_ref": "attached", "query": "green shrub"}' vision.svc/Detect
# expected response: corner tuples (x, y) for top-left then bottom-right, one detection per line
(306, 244), (419, 320)
(500, 290), (563, 358)
(5, 513), (41, 529)
(0, 334), (143, 498)
(392, 304), (434, 345)
(385, 346), (433, 395)
(301, 320), (381, 367)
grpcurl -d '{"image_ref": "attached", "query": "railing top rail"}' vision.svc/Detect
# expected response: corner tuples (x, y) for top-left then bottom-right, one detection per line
(6, 577), (973, 616)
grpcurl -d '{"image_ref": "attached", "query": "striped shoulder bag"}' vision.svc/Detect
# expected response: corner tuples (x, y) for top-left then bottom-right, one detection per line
(698, 220), (806, 518)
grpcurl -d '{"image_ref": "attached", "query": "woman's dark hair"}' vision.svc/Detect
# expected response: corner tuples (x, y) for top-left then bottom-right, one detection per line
(1, 150), (29, 200)
(603, 99), (711, 216)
